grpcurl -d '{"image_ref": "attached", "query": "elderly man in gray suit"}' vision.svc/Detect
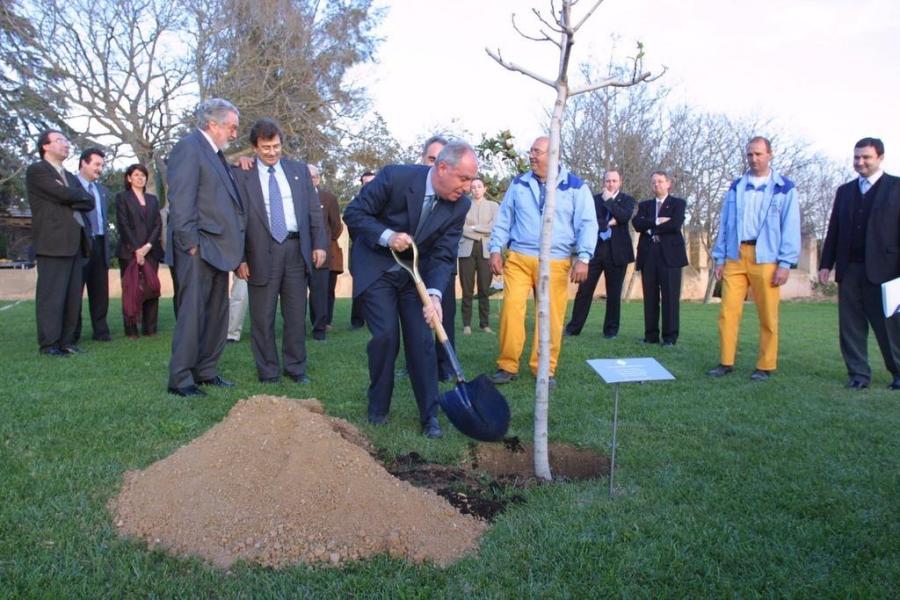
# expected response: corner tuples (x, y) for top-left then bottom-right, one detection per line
(166, 98), (246, 397)
(234, 118), (327, 384)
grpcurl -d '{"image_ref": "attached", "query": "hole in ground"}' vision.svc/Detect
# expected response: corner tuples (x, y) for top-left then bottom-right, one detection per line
(379, 440), (609, 522)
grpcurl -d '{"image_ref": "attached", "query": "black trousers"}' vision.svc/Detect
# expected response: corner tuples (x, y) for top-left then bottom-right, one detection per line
(838, 262), (900, 381)
(119, 258), (159, 336)
(566, 241), (627, 336)
(35, 254), (83, 351)
(361, 270), (438, 424)
(308, 265), (329, 339)
(435, 273), (457, 379)
(327, 270), (339, 325)
(640, 243), (681, 344)
(459, 242), (492, 328)
(74, 236), (110, 341)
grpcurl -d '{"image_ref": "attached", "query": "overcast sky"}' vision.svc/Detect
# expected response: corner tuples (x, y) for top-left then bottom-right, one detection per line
(353, 0), (900, 173)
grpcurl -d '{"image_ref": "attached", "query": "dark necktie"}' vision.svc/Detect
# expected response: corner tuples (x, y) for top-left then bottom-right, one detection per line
(268, 166), (287, 243)
(89, 182), (101, 236)
(217, 150), (243, 210)
(415, 194), (437, 238)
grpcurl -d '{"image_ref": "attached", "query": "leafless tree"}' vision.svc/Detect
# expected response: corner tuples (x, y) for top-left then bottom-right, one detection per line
(13, 0), (197, 192)
(487, 0), (662, 481)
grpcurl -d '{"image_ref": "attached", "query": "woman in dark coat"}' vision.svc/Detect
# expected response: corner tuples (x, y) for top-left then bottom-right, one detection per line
(115, 164), (163, 338)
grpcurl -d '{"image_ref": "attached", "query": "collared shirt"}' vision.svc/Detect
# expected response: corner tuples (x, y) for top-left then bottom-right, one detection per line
(76, 173), (103, 236)
(859, 169), (884, 193)
(711, 168), (800, 268)
(489, 164), (597, 260)
(199, 129), (219, 154)
(257, 159), (297, 233)
(739, 172), (772, 242)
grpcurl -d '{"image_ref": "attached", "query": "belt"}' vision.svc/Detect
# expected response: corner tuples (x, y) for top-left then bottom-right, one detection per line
(285, 231), (300, 240)
(740, 239), (757, 246)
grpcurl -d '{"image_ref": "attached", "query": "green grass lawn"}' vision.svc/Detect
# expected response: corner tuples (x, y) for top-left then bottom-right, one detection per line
(1, 297), (898, 598)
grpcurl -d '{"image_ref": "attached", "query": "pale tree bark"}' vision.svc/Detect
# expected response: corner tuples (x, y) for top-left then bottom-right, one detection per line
(487, 0), (660, 481)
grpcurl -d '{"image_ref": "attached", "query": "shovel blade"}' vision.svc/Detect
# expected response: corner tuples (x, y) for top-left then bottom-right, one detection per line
(439, 374), (510, 442)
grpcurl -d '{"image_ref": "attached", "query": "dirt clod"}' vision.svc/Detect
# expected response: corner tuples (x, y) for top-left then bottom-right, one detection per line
(110, 396), (486, 569)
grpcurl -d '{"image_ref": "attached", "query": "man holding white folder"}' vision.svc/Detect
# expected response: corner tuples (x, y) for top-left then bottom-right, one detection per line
(819, 137), (900, 391)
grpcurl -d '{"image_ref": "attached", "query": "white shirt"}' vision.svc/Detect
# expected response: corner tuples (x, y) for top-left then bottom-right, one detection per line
(257, 159), (298, 233)
(76, 173), (102, 235)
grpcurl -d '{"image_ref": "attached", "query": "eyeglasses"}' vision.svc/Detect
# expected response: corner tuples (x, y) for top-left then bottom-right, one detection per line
(528, 148), (546, 157)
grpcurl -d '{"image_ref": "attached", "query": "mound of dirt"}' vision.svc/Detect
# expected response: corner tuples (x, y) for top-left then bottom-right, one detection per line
(111, 396), (486, 569)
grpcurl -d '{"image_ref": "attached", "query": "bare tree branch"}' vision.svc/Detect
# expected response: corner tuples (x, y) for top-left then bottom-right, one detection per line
(485, 48), (556, 88)
(511, 13), (560, 47)
(572, 0), (605, 32)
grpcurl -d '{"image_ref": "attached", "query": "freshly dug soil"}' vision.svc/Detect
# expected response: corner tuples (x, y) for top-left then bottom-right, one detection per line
(471, 437), (610, 482)
(111, 396), (486, 569)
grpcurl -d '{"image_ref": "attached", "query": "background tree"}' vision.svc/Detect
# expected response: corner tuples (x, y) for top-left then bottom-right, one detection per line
(488, 0), (661, 481)
(197, 0), (382, 165)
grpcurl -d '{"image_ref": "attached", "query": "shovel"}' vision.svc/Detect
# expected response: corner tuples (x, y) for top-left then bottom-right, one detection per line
(391, 241), (510, 442)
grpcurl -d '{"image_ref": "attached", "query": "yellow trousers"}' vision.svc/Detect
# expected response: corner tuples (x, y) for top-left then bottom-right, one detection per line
(496, 251), (571, 376)
(718, 244), (780, 370)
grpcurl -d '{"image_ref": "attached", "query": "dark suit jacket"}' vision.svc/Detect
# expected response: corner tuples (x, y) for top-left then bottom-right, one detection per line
(343, 164), (470, 298)
(820, 173), (900, 285)
(596, 192), (636, 266)
(26, 160), (95, 257)
(164, 129), (245, 271)
(115, 190), (163, 263)
(633, 195), (689, 270)
(319, 188), (344, 272)
(234, 158), (327, 286)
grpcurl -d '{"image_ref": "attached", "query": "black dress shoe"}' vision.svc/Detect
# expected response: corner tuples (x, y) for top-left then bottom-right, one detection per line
(750, 369), (772, 381)
(197, 375), (235, 387)
(889, 376), (900, 390)
(707, 365), (734, 377)
(40, 347), (69, 357)
(93, 335), (112, 342)
(259, 376), (281, 384)
(168, 385), (207, 397)
(368, 414), (389, 426)
(286, 373), (310, 384)
(661, 341), (676, 347)
(639, 338), (659, 345)
(603, 333), (618, 339)
(60, 344), (82, 354)
(422, 417), (443, 439)
(563, 330), (578, 337)
(847, 378), (869, 390)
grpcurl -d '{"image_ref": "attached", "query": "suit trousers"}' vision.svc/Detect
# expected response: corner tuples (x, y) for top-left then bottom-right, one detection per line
(308, 266), (330, 339)
(718, 244), (779, 370)
(327, 271), (339, 325)
(227, 275), (248, 341)
(496, 251), (571, 376)
(566, 241), (626, 336)
(361, 269), (439, 424)
(838, 262), (900, 381)
(435, 274), (457, 379)
(459, 240), (493, 328)
(248, 238), (309, 380)
(35, 254), (83, 351)
(640, 243), (682, 344)
(119, 258), (159, 336)
(74, 236), (110, 341)
(167, 249), (229, 389)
